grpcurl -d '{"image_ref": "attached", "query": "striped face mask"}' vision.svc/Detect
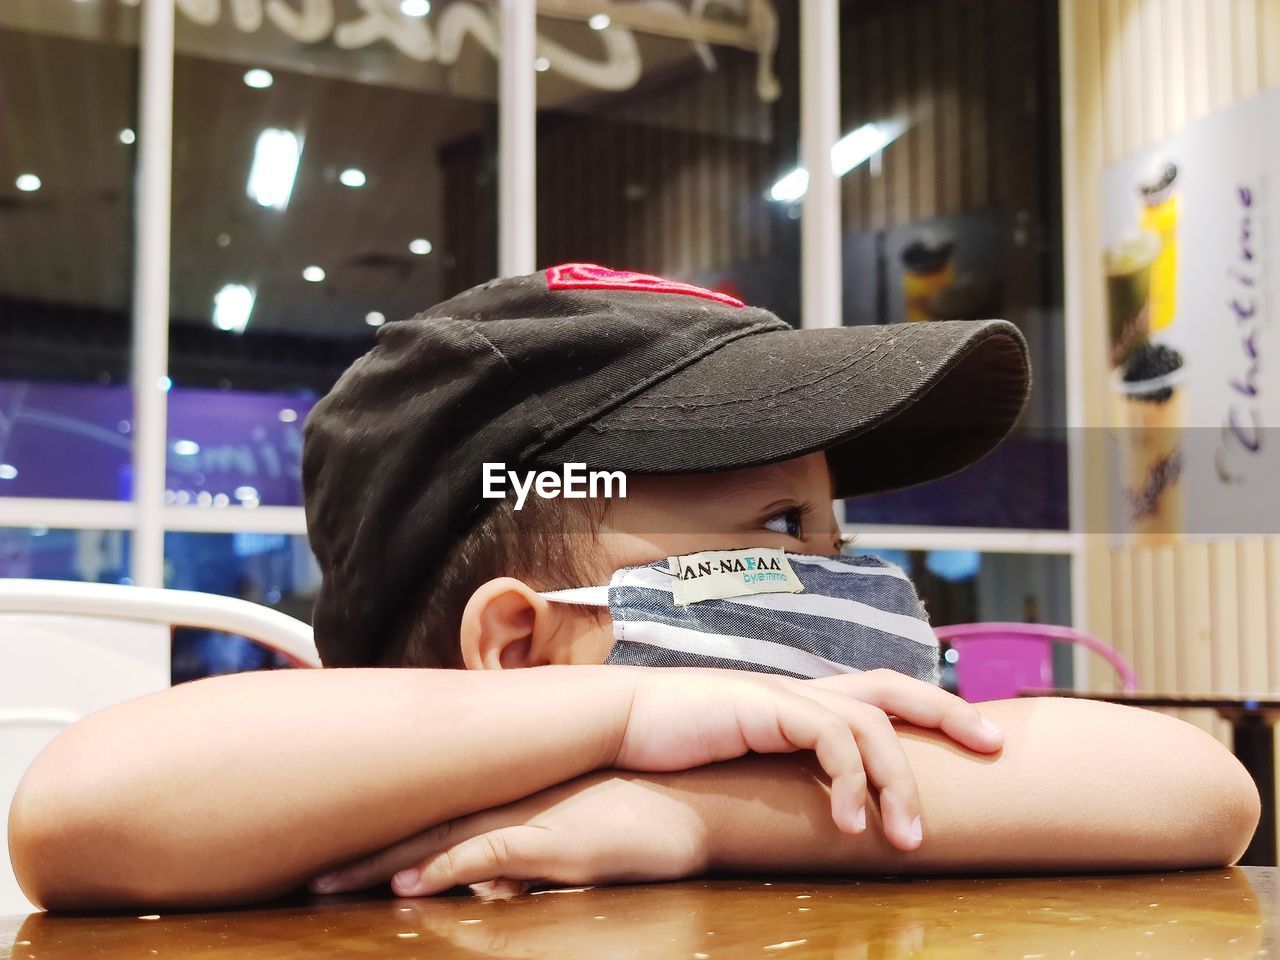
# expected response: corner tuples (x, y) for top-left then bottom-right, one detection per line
(541, 547), (939, 682)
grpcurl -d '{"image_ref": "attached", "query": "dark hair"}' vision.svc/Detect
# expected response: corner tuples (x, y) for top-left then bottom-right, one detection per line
(382, 493), (609, 668)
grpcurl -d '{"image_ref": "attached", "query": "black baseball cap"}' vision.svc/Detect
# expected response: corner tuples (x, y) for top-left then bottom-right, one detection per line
(302, 263), (1030, 667)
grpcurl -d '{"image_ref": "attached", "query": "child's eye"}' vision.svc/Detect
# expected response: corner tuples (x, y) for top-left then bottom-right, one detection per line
(763, 506), (806, 539)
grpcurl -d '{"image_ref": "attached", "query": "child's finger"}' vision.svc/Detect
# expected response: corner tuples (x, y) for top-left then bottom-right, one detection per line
(810, 670), (1005, 753)
(395, 825), (567, 897)
(765, 691), (869, 835)
(311, 809), (503, 894)
(799, 688), (924, 851)
(310, 834), (439, 894)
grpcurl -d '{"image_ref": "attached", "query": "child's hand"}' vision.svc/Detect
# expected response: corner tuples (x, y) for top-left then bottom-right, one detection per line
(616, 668), (1003, 850)
(311, 772), (708, 898)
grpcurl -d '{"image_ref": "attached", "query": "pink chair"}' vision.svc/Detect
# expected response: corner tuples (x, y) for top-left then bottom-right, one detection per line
(935, 622), (1138, 703)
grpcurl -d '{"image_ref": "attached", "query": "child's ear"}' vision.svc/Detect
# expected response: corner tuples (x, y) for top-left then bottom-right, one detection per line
(459, 577), (561, 670)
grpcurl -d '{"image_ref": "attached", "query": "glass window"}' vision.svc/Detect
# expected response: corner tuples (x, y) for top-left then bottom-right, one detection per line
(164, 531), (318, 683)
(535, 5), (801, 320)
(0, 2), (139, 500)
(838, 0), (1066, 529)
(0, 527), (131, 583)
(166, 0), (499, 507)
(859, 547), (1075, 690)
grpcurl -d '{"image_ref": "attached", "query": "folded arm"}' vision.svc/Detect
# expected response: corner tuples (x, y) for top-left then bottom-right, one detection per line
(8, 665), (996, 910)
(7, 667), (631, 909)
(317, 696), (1260, 896)
(704, 698), (1258, 874)
(12, 671), (1255, 910)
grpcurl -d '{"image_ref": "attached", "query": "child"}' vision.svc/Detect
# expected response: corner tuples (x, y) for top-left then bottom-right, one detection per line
(8, 265), (1259, 910)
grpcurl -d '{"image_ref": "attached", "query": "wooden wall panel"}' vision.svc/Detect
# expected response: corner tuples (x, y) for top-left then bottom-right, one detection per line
(1235, 0), (1261, 98)
(1264, 0), (1280, 87)
(1208, 0), (1235, 109)
(1163, 0), (1187, 131)
(935, 1), (961, 215)
(865, 15), (888, 233)
(1153, 545), (1178, 691)
(962, 0), (990, 212)
(1131, 546), (1157, 687)
(886, 10), (911, 227)
(837, 0), (1047, 234)
(1175, 541), (1227, 739)
(1111, 544), (1135, 681)
(1099, 0), (1125, 164)
(1238, 539), (1270, 691)
(1268, 538), (1280, 691)
(1119, 0), (1145, 158)
(1177, 542), (1213, 694)
(1185, 0), (1210, 122)
(1142, 0), (1166, 147)
(911, 1), (938, 221)
(1209, 540), (1242, 692)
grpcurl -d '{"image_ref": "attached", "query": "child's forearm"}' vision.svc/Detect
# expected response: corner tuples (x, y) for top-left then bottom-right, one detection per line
(8, 666), (631, 909)
(701, 698), (1259, 873)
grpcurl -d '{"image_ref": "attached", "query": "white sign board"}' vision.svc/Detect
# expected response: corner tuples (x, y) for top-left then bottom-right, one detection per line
(1101, 87), (1276, 539)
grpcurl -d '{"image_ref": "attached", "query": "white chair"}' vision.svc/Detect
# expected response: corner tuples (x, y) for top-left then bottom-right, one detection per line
(0, 579), (319, 917)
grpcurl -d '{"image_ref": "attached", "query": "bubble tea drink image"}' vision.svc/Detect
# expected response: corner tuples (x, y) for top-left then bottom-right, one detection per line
(1116, 342), (1185, 543)
(1103, 232), (1160, 368)
(1139, 161), (1180, 332)
(901, 236), (955, 323)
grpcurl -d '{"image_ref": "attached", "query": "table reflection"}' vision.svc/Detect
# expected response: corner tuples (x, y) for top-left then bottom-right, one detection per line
(2, 869), (1268, 960)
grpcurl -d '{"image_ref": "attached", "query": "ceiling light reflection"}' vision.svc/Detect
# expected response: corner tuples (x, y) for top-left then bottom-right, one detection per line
(247, 128), (301, 210)
(244, 68), (274, 89)
(212, 283), (255, 333)
(768, 120), (907, 203)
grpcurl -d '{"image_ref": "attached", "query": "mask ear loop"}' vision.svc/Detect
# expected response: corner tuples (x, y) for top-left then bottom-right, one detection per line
(540, 560), (678, 607)
(539, 586), (610, 607)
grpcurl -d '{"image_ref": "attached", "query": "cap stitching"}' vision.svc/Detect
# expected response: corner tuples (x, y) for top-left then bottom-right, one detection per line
(619, 339), (889, 411)
(594, 329), (1027, 431)
(527, 317), (790, 455)
(591, 363), (893, 430)
(619, 326), (932, 409)
(605, 337), (911, 424)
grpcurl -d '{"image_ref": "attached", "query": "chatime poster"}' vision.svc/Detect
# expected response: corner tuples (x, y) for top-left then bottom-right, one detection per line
(1101, 87), (1277, 540)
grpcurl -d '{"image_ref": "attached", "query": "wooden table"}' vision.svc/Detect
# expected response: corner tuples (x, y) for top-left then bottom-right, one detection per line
(3, 869), (1277, 959)
(1022, 691), (1280, 867)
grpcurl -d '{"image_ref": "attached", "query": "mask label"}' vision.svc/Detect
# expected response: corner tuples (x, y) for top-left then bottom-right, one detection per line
(669, 547), (804, 607)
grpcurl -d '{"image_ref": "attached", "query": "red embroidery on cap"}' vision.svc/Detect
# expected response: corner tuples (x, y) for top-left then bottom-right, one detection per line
(546, 263), (745, 308)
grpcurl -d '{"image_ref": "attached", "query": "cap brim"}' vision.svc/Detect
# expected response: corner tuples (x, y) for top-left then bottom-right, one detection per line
(534, 319), (1030, 497)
